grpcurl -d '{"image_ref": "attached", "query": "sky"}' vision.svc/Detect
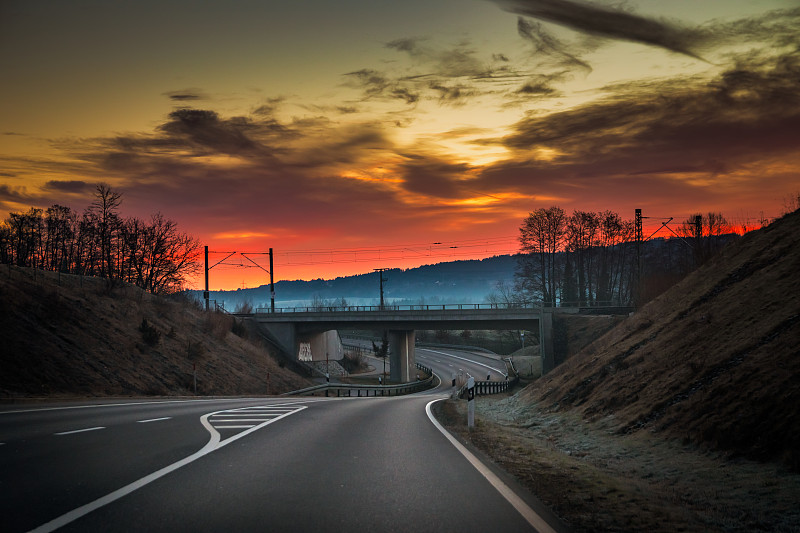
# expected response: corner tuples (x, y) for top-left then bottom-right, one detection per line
(2, 0), (799, 290)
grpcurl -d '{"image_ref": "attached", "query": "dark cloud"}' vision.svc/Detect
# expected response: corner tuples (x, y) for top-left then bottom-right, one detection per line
(391, 87), (420, 104)
(399, 158), (472, 198)
(344, 69), (390, 97)
(699, 7), (800, 51)
(517, 81), (558, 96)
(517, 17), (591, 71)
(428, 82), (478, 105)
(157, 109), (264, 156)
(0, 184), (26, 201)
(385, 38), (424, 55)
(253, 96), (286, 117)
(344, 68), (421, 104)
(435, 44), (485, 78)
(505, 52), (800, 158)
(473, 51), (800, 204)
(491, 0), (706, 60)
(349, 39), (506, 107)
(43, 180), (90, 193)
(163, 88), (207, 101)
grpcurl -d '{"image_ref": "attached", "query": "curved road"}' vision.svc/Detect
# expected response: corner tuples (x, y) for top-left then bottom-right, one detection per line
(1, 354), (565, 533)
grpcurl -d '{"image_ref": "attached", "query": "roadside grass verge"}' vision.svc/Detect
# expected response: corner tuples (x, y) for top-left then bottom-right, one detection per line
(434, 397), (800, 532)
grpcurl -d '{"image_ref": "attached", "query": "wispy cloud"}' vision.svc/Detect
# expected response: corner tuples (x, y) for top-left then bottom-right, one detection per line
(6, 3), (798, 265)
(490, 0), (707, 60)
(516, 16), (592, 71)
(470, 48), (800, 210)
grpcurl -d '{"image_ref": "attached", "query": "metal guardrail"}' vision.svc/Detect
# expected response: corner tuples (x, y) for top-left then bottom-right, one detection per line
(456, 374), (519, 399)
(283, 363), (435, 397)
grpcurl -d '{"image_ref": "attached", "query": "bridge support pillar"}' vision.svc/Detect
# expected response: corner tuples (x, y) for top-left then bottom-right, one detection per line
(540, 309), (555, 374)
(389, 330), (415, 382)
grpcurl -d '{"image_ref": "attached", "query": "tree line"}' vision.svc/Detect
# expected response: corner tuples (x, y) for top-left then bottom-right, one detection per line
(511, 206), (735, 307)
(0, 184), (200, 294)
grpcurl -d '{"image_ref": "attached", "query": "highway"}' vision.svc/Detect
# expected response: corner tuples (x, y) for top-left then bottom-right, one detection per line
(416, 346), (509, 386)
(1, 350), (564, 533)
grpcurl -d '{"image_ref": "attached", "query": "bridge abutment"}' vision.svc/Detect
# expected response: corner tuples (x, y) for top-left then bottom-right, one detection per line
(388, 330), (415, 382)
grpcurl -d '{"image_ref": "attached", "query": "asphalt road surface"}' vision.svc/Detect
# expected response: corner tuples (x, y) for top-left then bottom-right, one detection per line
(1, 358), (565, 532)
(416, 346), (508, 386)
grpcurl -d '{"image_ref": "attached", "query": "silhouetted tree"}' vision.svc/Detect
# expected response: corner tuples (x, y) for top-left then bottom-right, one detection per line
(518, 206), (567, 305)
(0, 185), (201, 294)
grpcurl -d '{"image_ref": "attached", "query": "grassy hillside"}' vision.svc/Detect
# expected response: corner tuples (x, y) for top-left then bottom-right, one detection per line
(0, 267), (311, 398)
(523, 209), (800, 469)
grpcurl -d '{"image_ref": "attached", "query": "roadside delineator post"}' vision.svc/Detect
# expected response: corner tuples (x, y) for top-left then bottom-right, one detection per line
(467, 376), (475, 428)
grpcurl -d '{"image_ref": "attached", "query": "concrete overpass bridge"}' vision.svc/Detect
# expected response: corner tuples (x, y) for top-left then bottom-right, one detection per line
(250, 304), (555, 383)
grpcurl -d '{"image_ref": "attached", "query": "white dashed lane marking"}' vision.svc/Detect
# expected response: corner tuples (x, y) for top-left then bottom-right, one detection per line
(137, 417), (172, 423)
(30, 404), (308, 533)
(54, 427), (105, 436)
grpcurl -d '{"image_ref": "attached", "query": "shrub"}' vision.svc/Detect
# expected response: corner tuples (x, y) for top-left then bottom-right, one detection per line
(231, 318), (248, 338)
(186, 341), (205, 361)
(234, 300), (254, 313)
(139, 318), (161, 346)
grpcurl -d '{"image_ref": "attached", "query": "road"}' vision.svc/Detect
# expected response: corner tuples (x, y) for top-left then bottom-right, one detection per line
(416, 346), (508, 386)
(1, 352), (564, 533)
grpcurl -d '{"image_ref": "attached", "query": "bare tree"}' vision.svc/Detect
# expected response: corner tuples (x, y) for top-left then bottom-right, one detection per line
(0, 187), (201, 294)
(88, 183), (122, 281)
(566, 210), (599, 305)
(518, 206), (567, 306)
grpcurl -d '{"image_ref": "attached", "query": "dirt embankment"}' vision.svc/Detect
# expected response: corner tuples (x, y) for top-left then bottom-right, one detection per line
(437, 209), (800, 532)
(527, 209), (800, 468)
(0, 267), (311, 398)
(436, 397), (800, 533)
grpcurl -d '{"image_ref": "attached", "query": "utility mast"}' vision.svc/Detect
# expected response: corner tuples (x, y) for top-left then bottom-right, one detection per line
(373, 268), (389, 309)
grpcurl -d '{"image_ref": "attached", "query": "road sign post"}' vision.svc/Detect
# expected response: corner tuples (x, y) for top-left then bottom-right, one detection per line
(467, 376), (475, 428)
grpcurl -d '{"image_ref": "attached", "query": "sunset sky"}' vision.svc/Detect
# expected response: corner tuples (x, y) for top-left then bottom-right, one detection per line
(2, 0), (799, 290)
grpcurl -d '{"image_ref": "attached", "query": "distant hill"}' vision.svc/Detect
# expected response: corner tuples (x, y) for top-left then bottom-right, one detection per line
(521, 209), (800, 470)
(0, 268), (312, 397)
(199, 232), (737, 311)
(201, 254), (520, 309)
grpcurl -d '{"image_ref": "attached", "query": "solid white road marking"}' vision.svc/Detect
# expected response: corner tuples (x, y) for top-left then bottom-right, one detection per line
(210, 419), (269, 423)
(137, 417), (172, 423)
(210, 413), (284, 416)
(54, 427), (105, 436)
(425, 399), (557, 533)
(30, 405), (307, 533)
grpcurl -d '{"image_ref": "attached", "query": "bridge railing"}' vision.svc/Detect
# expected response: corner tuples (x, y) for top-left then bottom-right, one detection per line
(255, 300), (630, 314)
(257, 302), (540, 314)
(282, 363), (435, 397)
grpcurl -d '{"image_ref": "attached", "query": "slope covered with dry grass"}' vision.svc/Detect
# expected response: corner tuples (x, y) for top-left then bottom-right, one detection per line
(435, 212), (800, 531)
(0, 267), (311, 398)
(523, 209), (800, 469)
